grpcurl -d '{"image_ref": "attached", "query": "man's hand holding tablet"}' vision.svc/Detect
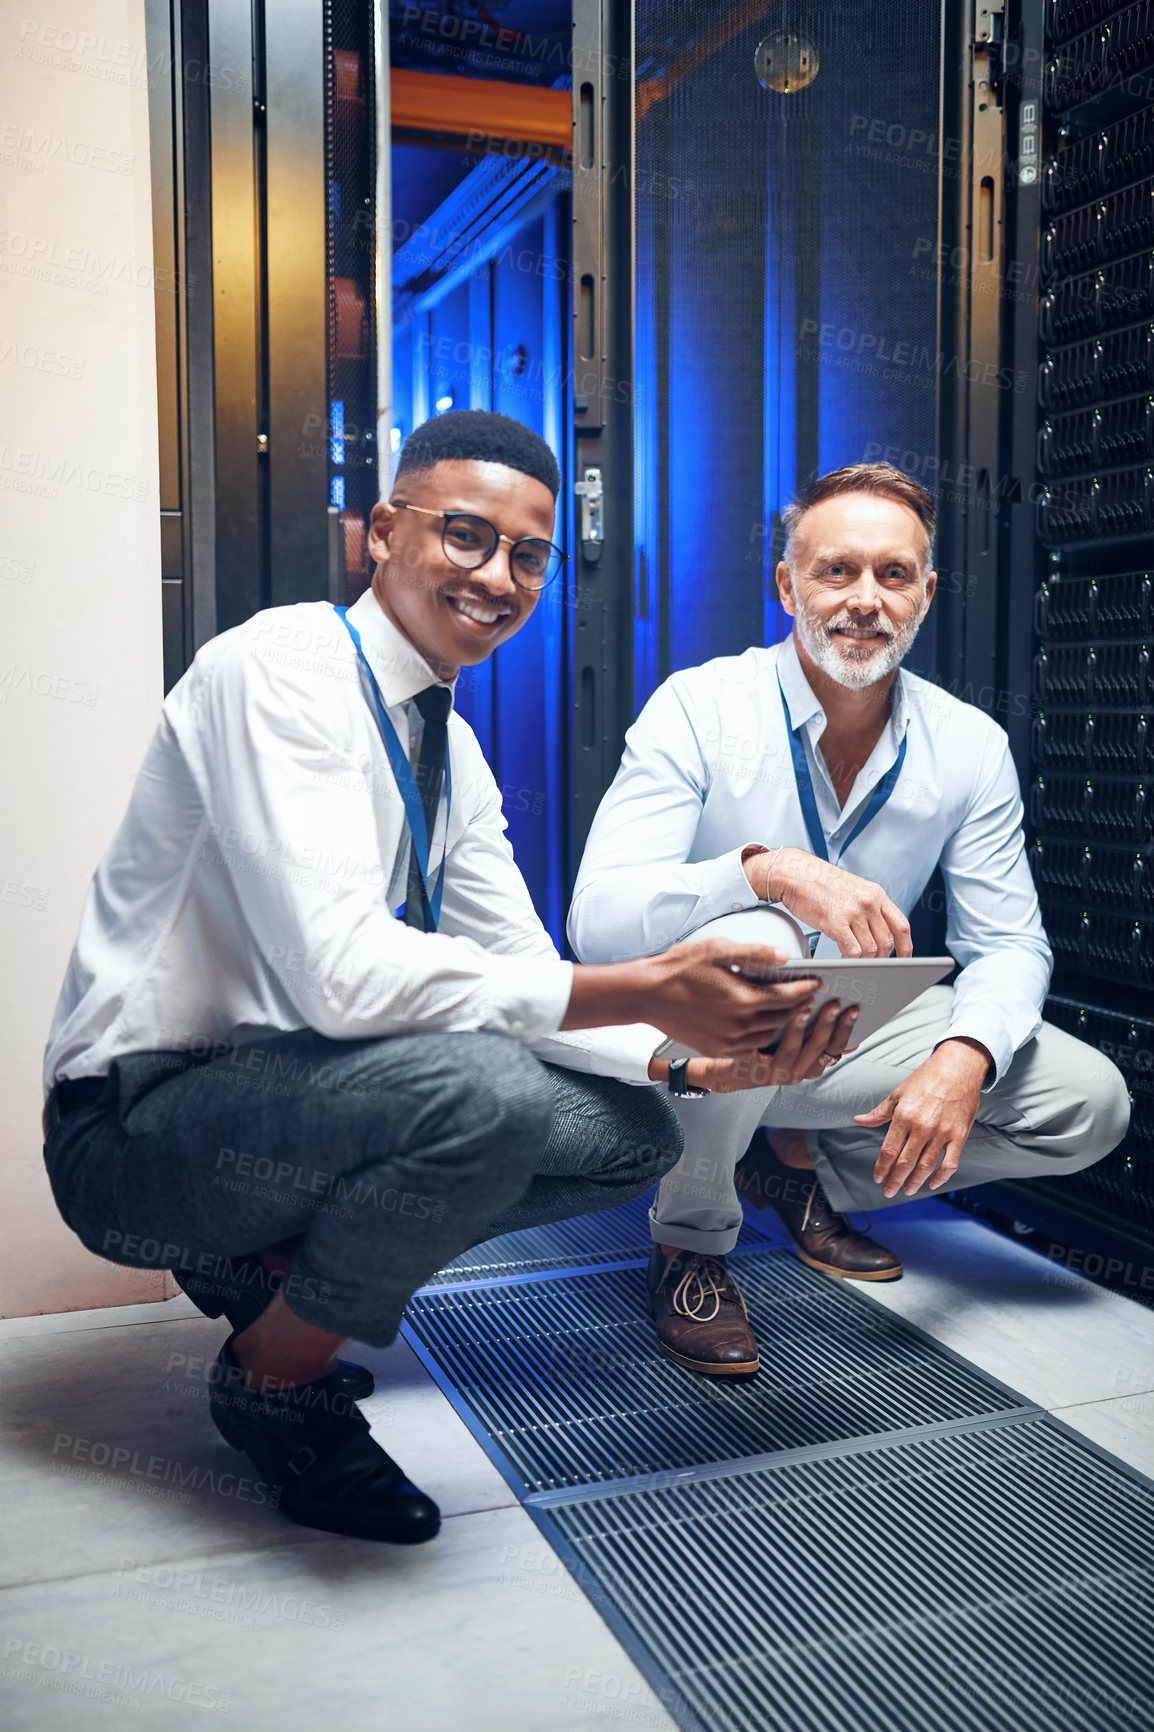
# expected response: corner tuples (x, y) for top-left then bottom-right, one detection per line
(649, 953), (954, 1093)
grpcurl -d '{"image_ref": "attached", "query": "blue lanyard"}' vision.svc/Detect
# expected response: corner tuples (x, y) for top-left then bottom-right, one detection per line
(776, 670), (906, 864)
(335, 605), (452, 929)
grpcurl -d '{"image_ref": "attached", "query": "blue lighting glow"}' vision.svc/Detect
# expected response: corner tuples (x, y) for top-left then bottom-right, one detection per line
(435, 393), (453, 413)
(330, 399), (345, 465)
(389, 426), (402, 452)
(330, 476), (345, 508)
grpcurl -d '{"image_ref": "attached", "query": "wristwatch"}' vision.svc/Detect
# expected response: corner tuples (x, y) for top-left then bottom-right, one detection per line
(667, 1056), (708, 1098)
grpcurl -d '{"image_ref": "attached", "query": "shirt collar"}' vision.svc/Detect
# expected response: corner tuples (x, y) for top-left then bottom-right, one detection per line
(775, 631), (909, 741)
(345, 586), (457, 710)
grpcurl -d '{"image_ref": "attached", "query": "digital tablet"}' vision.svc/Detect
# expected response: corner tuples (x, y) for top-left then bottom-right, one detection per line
(654, 955), (955, 1061)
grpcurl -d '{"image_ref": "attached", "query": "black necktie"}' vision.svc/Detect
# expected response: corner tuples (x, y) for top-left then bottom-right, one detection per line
(402, 684), (452, 931)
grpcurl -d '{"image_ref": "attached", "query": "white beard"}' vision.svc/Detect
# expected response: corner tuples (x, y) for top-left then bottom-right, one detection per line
(794, 592), (926, 690)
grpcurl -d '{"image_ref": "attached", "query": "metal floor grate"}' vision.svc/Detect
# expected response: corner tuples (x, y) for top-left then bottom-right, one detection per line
(404, 1198), (1154, 1730)
(432, 1191), (780, 1285)
(543, 1416), (1154, 1732)
(403, 1249), (1029, 1491)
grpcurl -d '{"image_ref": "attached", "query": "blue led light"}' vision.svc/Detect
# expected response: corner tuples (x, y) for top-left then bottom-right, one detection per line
(435, 393), (453, 413)
(330, 400), (345, 465)
(389, 426), (402, 452)
(330, 476), (345, 508)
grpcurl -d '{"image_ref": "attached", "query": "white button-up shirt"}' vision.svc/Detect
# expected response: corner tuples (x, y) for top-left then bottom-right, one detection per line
(568, 634), (1052, 1085)
(45, 588), (662, 1093)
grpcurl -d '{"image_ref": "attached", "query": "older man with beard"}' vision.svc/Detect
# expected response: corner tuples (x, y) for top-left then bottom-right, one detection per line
(569, 462), (1130, 1377)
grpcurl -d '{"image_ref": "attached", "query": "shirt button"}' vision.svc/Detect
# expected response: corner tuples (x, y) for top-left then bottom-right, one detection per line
(730, 902), (742, 912)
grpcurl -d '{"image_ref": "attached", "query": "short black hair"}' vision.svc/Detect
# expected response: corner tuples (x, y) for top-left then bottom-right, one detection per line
(394, 409), (560, 498)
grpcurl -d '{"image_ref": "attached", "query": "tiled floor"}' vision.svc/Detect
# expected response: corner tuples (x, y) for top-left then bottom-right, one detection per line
(1, 1199), (1151, 1730)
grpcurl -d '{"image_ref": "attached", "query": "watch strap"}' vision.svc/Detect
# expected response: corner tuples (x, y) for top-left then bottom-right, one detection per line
(667, 1056), (707, 1098)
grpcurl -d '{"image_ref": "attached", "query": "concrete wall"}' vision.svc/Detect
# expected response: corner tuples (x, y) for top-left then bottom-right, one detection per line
(0, 2), (167, 1314)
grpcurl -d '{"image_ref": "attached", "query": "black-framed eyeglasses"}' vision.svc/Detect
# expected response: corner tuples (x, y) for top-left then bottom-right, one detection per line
(395, 501), (567, 592)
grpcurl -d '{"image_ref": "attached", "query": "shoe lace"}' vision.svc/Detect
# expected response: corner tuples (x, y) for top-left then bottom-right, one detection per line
(800, 1179), (841, 1236)
(668, 1254), (749, 1323)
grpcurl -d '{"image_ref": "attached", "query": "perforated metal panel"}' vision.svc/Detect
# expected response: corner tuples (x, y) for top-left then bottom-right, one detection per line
(544, 1416), (1154, 1732)
(405, 1249), (1027, 1492)
(632, 0), (942, 696)
(325, 0), (377, 603)
(407, 1195), (1154, 1730)
(1026, 20), (1154, 1242)
(433, 1192), (779, 1285)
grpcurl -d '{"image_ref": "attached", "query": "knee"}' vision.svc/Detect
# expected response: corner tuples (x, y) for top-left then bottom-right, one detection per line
(598, 1087), (685, 1190)
(627, 1090), (685, 1181)
(1083, 1053), (1131, 1157)
(1040, 1043), (1132, 1166)
(464, 1035), (555, 1162)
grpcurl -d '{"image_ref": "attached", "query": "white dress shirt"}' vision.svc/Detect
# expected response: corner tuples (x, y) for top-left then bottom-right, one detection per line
(45, 588), (662, 1093)
(568, 634), (1052, 1086)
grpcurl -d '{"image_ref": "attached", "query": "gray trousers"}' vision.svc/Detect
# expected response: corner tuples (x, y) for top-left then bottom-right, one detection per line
(652, 986), (1132, 1254)
(43, 1028), (682, 1346)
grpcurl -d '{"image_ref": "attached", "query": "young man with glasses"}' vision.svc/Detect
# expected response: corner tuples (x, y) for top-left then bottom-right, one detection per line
(42, 411), (844, 1545)
(570, 462), (1131, 1377)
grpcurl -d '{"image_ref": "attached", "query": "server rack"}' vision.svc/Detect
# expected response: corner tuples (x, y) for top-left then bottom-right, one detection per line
(145, 0), (380, 682)
(325, 1), (379, 606)
(981, 0), (1154, 1272)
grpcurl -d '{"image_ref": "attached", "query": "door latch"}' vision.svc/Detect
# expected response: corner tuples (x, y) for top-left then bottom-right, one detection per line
(575, 467), (603, 543)
(974, 0), (1005, 108)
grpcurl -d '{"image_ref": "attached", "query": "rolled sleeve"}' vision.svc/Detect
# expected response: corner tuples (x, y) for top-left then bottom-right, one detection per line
(530, 1021), (665, 1085)
(939, 993), (1035, 1090)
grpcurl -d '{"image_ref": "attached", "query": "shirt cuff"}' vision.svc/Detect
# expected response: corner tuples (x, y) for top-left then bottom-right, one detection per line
(691, 847), (766, 927)
(478, 953), (574, 1042)
(937, 1016), (1012, 1090)
(529, 1021), (665, 1085)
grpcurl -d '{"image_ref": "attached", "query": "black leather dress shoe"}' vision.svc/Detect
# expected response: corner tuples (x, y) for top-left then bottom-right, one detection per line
(210, 1337), (440, 1544)
(173, 1265), (375, 1401)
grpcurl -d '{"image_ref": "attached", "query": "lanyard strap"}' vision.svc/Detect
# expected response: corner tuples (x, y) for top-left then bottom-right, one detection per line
(335, 605), (452, 929)
(776, 670), (906, 865)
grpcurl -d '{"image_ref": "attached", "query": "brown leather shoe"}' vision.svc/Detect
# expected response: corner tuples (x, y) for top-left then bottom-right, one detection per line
(736, 1131), (903, 1282)
(646, 1247), (760, 1376)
